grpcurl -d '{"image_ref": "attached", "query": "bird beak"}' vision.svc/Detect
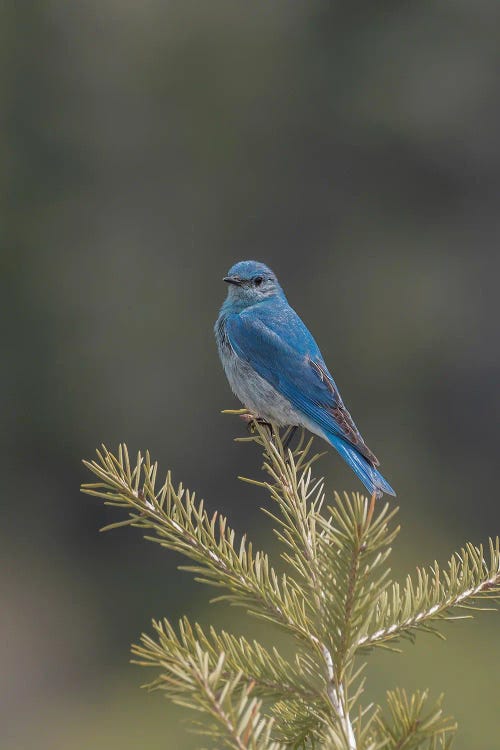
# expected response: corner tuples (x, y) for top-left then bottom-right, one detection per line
(223, 275), (242, 286)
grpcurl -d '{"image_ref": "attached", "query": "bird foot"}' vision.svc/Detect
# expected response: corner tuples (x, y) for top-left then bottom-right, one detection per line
(239, 415), (298, 459)
(239, 413), (273, 435)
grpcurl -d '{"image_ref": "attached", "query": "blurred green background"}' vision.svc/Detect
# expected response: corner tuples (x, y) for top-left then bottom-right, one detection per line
(2, 2), (500, 748)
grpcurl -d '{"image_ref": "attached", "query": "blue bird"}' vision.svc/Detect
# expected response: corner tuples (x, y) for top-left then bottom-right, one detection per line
(215, 260), (395, 498)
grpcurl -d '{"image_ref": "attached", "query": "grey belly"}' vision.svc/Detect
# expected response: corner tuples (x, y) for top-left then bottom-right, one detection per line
(222, 350), (300, 426)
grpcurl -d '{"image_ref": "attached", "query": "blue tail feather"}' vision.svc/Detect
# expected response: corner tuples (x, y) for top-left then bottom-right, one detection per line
(326, 432), (396, 498)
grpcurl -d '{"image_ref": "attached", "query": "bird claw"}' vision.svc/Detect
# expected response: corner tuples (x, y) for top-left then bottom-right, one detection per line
(239, 413), (257, 426)
(239, 413), (273, 436)
(238, 415), (299, 457)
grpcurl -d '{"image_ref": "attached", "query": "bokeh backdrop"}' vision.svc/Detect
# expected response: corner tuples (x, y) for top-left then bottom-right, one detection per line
(3, 2), (500, 748)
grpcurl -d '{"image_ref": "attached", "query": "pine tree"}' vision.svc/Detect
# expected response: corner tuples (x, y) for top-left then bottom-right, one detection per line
(82, 411), (500, 750)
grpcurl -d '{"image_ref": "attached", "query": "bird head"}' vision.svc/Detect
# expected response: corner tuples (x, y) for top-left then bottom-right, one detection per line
(222, 261), (283, 310)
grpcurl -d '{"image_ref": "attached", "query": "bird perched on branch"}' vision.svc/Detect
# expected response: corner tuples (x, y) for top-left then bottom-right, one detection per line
(215, 260), (395, 498)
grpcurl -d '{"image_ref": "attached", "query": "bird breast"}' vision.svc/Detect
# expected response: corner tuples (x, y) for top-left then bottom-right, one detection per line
(215, 314), (299, 426)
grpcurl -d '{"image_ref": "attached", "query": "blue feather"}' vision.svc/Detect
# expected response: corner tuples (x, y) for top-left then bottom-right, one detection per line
(326, 434), (396, 498)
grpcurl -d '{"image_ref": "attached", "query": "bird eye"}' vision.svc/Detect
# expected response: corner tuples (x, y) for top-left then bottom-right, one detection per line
(254, 276), (264, 287)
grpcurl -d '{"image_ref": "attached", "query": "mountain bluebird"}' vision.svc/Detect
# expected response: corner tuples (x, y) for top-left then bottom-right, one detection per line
(215, 260), (395, 498)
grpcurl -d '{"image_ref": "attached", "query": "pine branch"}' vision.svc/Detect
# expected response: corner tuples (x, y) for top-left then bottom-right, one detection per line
(82, 420), (500, 750)
(137, 638), (284, 750)
(270, 697), (323, 749)
(358, 538), (500, 650)
(237, 424), (328, 601)
(82, 442), (334, 748)
(132, 616), (322, 706)
(372, 689), (456, 750)
(82, 445), (315, 644)
(315, 492), (399, 673)
(238, 424), (399, 749)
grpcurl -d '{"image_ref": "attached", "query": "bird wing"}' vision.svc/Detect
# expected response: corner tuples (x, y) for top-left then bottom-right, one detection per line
(225, 306), (379, 466)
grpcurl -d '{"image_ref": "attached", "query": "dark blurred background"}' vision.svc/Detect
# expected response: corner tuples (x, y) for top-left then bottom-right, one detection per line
(2, 2), (500, 748)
